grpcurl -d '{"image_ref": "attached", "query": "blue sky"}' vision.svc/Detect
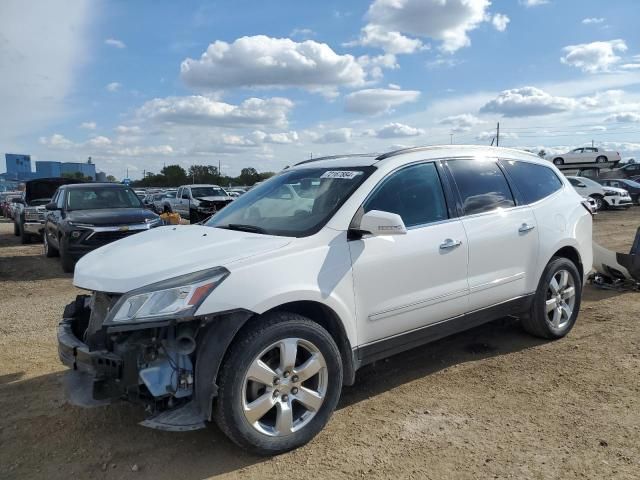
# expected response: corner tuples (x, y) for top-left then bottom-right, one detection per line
(2, 0), (639, 179)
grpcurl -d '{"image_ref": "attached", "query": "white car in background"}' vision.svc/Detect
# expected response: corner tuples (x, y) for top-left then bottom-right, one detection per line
(551, 147), (621, 166)
(566, 175), (632, 210)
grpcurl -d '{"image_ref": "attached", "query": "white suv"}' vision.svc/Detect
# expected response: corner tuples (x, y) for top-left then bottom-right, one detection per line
(58, 146), (593, 454)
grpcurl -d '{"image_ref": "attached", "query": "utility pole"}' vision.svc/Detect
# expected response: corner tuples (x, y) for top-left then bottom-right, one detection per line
(496, 122), (500, 147)
(592, 139), (594, 148)
(450, 133), (453, 145)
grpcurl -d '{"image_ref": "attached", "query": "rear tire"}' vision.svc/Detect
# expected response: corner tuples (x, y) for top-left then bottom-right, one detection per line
(214, 312), (343, 455)
(553, 158), (564, 166)
(596, 156), (607, 163)
(521, 257), (581, 339)
(13, 221), (20, 236)
(43, 233), (59, 257)
(20, 225), (32, 244)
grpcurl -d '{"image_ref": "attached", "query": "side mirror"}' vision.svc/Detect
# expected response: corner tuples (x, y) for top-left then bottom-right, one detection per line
(45, 202), (59, 211)
(355, 210), (407, 236)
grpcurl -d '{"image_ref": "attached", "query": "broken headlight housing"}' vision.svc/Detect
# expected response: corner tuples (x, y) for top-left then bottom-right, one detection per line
(105, 267), (229, 324)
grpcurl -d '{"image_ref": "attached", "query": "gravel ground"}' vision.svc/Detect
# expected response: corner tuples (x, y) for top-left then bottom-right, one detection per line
(0, 209), (639, 480)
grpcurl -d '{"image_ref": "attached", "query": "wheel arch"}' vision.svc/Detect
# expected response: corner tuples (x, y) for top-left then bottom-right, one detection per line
(550, 245), (584, 281)
(263, 300), (357, 387)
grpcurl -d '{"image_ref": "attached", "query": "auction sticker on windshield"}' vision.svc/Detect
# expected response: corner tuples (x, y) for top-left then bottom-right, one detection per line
(320, 171), (363, 180)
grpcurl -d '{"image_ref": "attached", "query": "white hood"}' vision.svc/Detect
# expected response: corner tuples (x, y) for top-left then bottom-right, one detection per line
(73, 225), (291, 293)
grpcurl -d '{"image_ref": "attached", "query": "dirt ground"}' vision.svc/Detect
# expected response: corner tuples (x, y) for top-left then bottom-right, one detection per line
(1, 209), (639, 480)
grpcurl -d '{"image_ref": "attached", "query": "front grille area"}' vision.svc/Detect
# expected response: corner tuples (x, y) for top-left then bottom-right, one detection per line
(83, 230), (140, 246)
(199, 200), (231, 210)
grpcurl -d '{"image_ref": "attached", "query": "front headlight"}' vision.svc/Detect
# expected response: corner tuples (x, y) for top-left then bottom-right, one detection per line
(145, 217), (162, 227)
(106, 267), (229, 324)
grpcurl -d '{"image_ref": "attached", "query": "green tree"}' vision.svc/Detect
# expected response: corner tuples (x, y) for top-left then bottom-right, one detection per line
(160, 165), (188, 187)
(239, 167), (259, 186)
(106, 175), (117, 182)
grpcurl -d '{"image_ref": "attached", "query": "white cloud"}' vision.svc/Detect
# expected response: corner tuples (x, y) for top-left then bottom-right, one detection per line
(106, 82), (122, 92)
(621, 63), (640, 70)
(476, 131), (518, 141)
(114, 125), (141, 134)
(313, 128), (353, 144)
(80, 121), (96, 130)
(561, 39), (627, 73)
(180, 35), (366, 92)
(86, 135), (112, 147)
(366, 0), (491, 53)
(137, 95), (294, 128)
(0, 0), (92, 150)
(480, 86), (578, 117)
(105, 38), (126, 49)
(582, 17), (605, 25)
(519, 0), (549, 7)
(289, 28), (315, 39)
(375, 122), (424, 138)
(250, 130), (299, 144)
(491, 14), (510, 32)
(345, 88), (421, 115)
(345, 24), (425, 55)
(39, 133), (74, 149)
(605, 112), (640, 123)
(439, 113), (484, 132)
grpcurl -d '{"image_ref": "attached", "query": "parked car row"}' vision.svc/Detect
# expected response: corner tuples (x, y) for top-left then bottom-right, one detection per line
(565, 175), (637, 210)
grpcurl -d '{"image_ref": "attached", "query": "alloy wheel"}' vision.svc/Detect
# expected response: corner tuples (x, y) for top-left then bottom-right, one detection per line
(242, 338), (328, 437)
(545, 269), (576, 330)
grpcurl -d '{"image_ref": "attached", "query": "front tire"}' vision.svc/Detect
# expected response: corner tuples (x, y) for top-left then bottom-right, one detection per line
(553, 158), (564, 166)
(43, 232), (59, 257)
(521, 257), (582, 339)
(13, 221), (20, 236)
(59, 238), (75, 273)
(214, 312), (343, 455)
(590, 194), (604, 211)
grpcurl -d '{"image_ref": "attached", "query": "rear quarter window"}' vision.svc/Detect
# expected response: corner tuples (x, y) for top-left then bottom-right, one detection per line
(501, 160), (563, 204)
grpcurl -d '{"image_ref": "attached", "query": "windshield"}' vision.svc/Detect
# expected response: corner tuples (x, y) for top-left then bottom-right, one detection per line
(191, 187), (227, 198)
(164, 191), (176, 198)
(206, 167), (374, 237)
(66, 187), (143, 210)
(624, 180), (640, 188)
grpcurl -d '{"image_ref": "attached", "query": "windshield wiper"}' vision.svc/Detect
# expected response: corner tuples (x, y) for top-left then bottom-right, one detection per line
(218, 224), (267, 234)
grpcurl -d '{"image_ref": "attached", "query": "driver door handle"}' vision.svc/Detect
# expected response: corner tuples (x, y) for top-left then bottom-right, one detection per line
(440, 238), (462, 250)
(519, 223), (535, 233)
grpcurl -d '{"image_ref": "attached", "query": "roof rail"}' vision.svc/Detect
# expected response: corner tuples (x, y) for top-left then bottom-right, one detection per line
(294, 153), (379, 167)
(374, 145), (448, 161)
(374, 144), (540, 162)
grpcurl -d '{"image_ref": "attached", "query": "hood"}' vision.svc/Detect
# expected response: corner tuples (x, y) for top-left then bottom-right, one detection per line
(194, 195), (232, 202)
(25, 178), (81, 205)
(603, 186), (628, 195)
(74, 225), (292, 293)
(67, 208), (158, 226)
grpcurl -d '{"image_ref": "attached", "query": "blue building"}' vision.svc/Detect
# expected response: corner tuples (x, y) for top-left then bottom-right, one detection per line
(35, 161), (62, 178)
(4, 154), (33, 181)
(3, 154), (99, 182)
(59, 161), (96, 179)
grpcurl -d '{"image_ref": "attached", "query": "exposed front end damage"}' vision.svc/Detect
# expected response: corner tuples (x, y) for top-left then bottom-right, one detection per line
(591, 227), (640, 290)
(58, 293), (251, 431)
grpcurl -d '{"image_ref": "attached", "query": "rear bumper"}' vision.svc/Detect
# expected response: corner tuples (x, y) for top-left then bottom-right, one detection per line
(23, 221), (45, 237)
(605, 196), (633, 208)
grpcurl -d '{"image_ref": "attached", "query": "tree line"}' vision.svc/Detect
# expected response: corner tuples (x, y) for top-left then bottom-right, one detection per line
(131, 165), (276, 188)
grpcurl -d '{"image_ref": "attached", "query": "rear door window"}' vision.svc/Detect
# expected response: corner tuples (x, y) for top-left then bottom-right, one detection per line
(501, 160), (563, 204)
(447, 159), (515, 215)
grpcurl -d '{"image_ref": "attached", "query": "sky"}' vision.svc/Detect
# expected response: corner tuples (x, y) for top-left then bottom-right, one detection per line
(1, 0), (639, 179)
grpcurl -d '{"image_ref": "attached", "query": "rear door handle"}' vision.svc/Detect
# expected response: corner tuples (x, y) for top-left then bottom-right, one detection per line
(440, 238), (462, 250)
(519, 223), (535, 233)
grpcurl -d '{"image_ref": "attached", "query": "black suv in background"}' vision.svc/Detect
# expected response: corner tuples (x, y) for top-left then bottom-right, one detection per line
(14, 178), (83, 243)
(44, 183), (162, 272)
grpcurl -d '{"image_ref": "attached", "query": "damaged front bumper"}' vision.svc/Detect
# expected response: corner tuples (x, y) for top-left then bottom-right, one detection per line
(57, 296), (206, 431)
